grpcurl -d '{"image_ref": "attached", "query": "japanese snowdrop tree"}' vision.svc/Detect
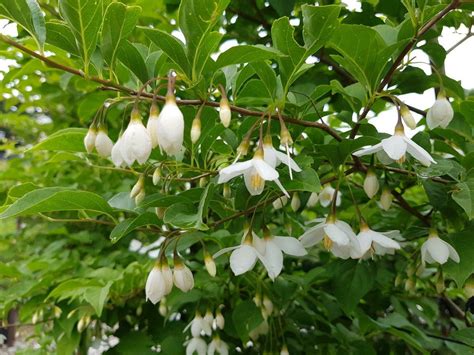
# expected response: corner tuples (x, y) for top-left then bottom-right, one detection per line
(0, 0), (473, 353)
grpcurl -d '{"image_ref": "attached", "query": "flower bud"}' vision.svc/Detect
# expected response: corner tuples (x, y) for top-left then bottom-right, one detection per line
(427, 93), (454, 129)
(130, 175), (144, 199)
(306, 192), (319, 208)
(191, 116), (201, 144)
(273, 195), (288, 210)
(84, 126), (97, 153)
(363, 169), (379, 199)
(223, 184), (232, 199)
(291, 192), (301, 212)
(146, 262), (171, 304)
(199, 176), (208, 188)
(435, 272), (445, 294)
(219, 97), (231, 127)
(237, 138), (250, 157)
(152, 167), (161, 185)
(204, 309), (214, 329)
(380, 187), (393, 211)
(135, 189), (145, 205)
(464, 277), (474, 298)
(54, 306), (62, 318)
(253, 292), (261, 307)
(280, 126), (293, 147)
(159, 298), (168, 317)
(400, 104), (416, 129)
(280, 345), (289, 355)
(173, 259), (194, 292)
(215, 308), (225, 330)
(156, 207), (166, 219)
(77, 315), (91, 333)
(204, 252), (217, 277)
(262, 295), (273, 316)
(147, 102), (160, 148)
(95, 129), (114, 157)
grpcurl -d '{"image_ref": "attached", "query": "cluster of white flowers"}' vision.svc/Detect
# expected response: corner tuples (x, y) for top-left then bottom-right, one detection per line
(145, 258), (194, 305)
(184, 308), (227, 355)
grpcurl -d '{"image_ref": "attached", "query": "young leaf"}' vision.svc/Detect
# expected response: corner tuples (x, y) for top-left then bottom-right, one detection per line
(46, 21), (79, 55)
(29, 128), (87, 152)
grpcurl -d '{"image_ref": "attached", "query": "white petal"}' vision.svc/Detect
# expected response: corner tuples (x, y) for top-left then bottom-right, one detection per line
(274, 150), (302, 172)
(253, 158), (279, 181)
(443, 240), (460, 263)
(376, 150), (395, 165)
(218, 160), (253, 183)
(382, 135), (407, 160)
(273, 179), (290, 198)
(213, 245), (240, 259)
(355, 231), (373, 257)
(230, 245), (258, 275)
(370, 231), (401, 250)
(353, 142), (383, 157)
(244, 168), (265, 195)
(262, 241), (284, 280)
(273, 237), (307, 256)
(404, 137), (436, 167)
(324, 224), (350, 246)
(263, 146), (278, 168)
(424, 237), (450, 264)
(299, 223), (326, 248)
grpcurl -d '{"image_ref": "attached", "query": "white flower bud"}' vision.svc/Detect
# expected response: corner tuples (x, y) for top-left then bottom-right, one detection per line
(380, 187), (393, 211)
(273, 195), (288, 210)
(306, 192), (319, 208)
(159, 298), (168, 317)
(186, 336), (207, 355)
(77, 315), (90, 333)
(173, 261), (194, 292)
(191, 117), (201, 144)
(152, 168), (161, 185)
(290, 192), (301, 212)
(223, 184), (232, 199)
(95, 129), (114, 157)
(84, 127), (97, 153)
(147, 103), (160, 148)
(215, 309), (225, 330)
(204, 252), (217, 277)
(204, 309), (214, 329)
(427, 93), (454, 129)
(135, 189), (145, 205)
(157, 96), (184, 156)
(262, 295), (273, 316)
(280, 345), (289, 355)
(400, 105), (416, 130)
(219, 98), (231, 127)
(130, 175), (144, 199)
(363, 169), (379, 199)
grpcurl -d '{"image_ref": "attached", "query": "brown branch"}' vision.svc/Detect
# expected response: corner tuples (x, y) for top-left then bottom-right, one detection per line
(349, 0), (461, 139)
(0, 35), (341, 141)
(391, 189), (430, 226)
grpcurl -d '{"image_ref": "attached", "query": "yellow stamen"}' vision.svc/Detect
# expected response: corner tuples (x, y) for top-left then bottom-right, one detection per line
(323, 235), (333, 250)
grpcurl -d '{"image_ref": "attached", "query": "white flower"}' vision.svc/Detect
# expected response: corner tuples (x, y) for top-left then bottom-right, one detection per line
(213, 231), (269, 276)
(353, 123), (436, 167)
(111, 134), (126, 167)
(84, 127), (97, 154)
(208, 336), (229, 355)
(121, 109), (152, 166)
(299, 216), (360, 259)
(161, 261), (174, 294)
(400, 104), (416, 129)
(185, 336), (207, 355)
(319, 184), (341, 208)
(204, 310), (214, 330)
(352, 223), (401, 259)
(421, 230), (459, 265)
(95, 130), (114, 157)
(380, 187), (393, 211)
(145, 262), (172, 304)
(306, 192), (319, 208)
(219, 98), (231, 128)
(215, 309), (225, 330)
(427, 94), (453, 129)
(188, 312), (212, 337)
(363, 169), (379, 199)
(253, 234), (307, 280)
(156, 97), (184, 156)
(263, 137), (302, 177)
(218, 148), (289, 197)
(173, 261), (194, 292)
(146, 103), (160, 148)
(272, 195), (288, 209)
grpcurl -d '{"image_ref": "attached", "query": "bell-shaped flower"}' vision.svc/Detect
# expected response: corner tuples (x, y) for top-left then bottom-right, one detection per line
(426, 93), (453, 129)
(204, 310), (214, 330)
(353, 123), (436, 167)
(111, 134), (126, 167)
(421, 230), (459, 265)
(263, 135), (301, 178)
(95, 129), (114, 157)
(351, 222), (401, 259)
(145, 261), (173, 304)
(84, 126), (97, 154)
(319, 184), (341, 208)
(299, 216), (360, 259)
(363, 168), (379, 199)
(187, 312), (212, 337)
(156, 91), (184, 156)
(213, 230), (270, 276)
(173, 258), (194, 292)
(215, 309), (225, 330)
(208, 335), (229, 355)
(185, 336), (207, 355)
(146, 102), (160, 148)
(121, 108), (152, 166)
(218, 148), (289, 198)
(253, 231), (307, 280)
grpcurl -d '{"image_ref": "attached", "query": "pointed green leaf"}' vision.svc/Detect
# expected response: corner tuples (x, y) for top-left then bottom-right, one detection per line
(46, 21), (79, 55)
(110, 212), (160, 244)
(29, 128), (87, 152)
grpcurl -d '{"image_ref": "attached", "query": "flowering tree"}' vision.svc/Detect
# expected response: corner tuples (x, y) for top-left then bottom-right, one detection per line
(1, 0), (473, 353)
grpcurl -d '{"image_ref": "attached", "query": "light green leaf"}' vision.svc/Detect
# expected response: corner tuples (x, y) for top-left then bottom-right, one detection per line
(83, 281), (112, 316)
(0, 187), (113, 219)
(59, 0), (104, 73)
(101, 2), (141, 69)
(192, 31), (223, 82)
(452, 179), (474, 220)
(215, 45), (281, 69)
(232, 300), (264, 342)
(250, 61), (277, 100)
(444, 226), (474, 286)
(117, 41), (149, 83)
(284, 168), (321, 193)
(45, 21), (79, 55)
(110, 212), (160, 244)
(29, 128), (87, 152)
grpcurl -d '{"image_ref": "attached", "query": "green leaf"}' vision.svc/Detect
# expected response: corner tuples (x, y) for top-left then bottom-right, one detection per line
(215, 45), (280, 69)
(117, 41), (149, 84)
(142, 27), (190, 77)
(302, 4), (341, 53)
(110, 212), (160, 243)
(29, 128), (87, 152)
(232, 300), (264, 342)
(83, 281), (112, 316)
(59, 0), (104, 73)
(452, 178), (474, 219)
(250, 61), (277, 100)
(0, 0), (46, 50)
(192, 31), (223, 82)
(444, 225), (474, 286)
(0, 187), (113, 219)
(45, 21), (79, 55)
(284, 168), (321, 193)
(101, 2), (141, 69)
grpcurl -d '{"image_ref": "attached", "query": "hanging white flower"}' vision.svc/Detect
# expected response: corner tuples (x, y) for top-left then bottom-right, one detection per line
(111, 134), (126, 167)
(421, 230), (459, 265)
(426, 93), (454, 129)
(173, 259), (194, 292)
(353, 123), (436, 167)
(215, 309), (225, 330)
(146, 102), (160, 148)
(84, 126), (97, 153)
(121, 108), (152, 166)
(363, 169), (379, 199)
(95, 129), (114, 157)
(185, 336), (207, 355)
(218, 148), (289, 197)
(188, 312), (212, 337)
(351, 222), (401, 259)
(299, 216), (360, 259)
(319, 184), (341, 208)
(145, 261), (172, 304)
(208, 335), (229, 355)
(204, 310), (214, 330)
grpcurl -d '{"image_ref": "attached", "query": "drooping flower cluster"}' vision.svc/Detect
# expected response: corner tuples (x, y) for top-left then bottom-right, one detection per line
(184, 308), (228, 355)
